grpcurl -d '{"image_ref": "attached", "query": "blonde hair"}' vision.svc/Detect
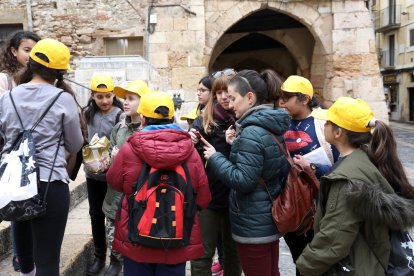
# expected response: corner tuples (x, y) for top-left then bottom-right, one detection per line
(202, 73), (234, 135)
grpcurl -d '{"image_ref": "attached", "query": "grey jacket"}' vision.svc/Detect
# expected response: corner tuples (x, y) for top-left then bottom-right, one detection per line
(0, 83), (83, 182)
(208, 105), (289, 244)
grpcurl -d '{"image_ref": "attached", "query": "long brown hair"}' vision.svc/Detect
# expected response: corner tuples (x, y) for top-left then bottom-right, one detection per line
(369, 121), (414, 199)
(332, 121), (414, 199)
(202, 73), (233, 135)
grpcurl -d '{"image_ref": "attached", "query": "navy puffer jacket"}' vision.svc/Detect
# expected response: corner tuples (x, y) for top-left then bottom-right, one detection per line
(208, 105), (289, 244)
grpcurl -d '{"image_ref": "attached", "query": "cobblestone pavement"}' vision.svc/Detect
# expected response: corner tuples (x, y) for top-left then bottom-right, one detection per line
(99, 121), (414, 276)
(184, 238), (296, 275)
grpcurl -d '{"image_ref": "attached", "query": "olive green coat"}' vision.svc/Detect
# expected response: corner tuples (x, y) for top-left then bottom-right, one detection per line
(102, 117), (141, 219)
(297, 149), (414, 276)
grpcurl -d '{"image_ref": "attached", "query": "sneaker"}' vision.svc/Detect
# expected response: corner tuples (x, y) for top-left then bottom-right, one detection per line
(12, 256), (21, 272)
(211, 261), (223, 274)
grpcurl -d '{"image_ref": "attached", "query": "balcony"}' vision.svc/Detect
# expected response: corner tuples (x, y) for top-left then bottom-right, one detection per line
(374, 5), (401, 33)
(379, 50), (398, 69)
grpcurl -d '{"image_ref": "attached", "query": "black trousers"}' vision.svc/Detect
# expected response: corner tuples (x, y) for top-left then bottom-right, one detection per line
(86, 177), (108, 254)
(284, 229), (314, 276)
(14, 180), (70, 275)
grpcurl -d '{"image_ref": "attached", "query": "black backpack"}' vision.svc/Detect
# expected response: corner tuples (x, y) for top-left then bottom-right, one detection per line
(127, 163), (196, 249)
(0, 90), (64, 221)
(388, 230), (414, 275)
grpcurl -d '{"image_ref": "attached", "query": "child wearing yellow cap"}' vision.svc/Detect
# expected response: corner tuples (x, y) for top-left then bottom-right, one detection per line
(279, 75), (340, 274)
(101, 80), (150, 275)
(296, 97), (414, 275)
(82, 73), (124, 275)
(0, 38), (84, 275)
(107, 91), (211, 276)
(180, 108), (198, 128)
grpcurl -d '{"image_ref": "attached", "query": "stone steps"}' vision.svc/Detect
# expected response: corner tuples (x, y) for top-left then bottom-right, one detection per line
(0, 170), (91, 275)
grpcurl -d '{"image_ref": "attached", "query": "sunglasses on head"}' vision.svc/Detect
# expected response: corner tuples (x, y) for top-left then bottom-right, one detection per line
(212, 68), (236, 78)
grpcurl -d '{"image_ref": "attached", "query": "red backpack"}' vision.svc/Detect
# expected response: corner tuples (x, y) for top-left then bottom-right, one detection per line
(127, 163), (196, 249)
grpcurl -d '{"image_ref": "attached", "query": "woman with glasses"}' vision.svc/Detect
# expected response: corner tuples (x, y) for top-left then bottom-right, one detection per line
(189, 71), (242, 276)
(278, 75), (339, 276)
(202, 69), (289, 276)
(196, 76), (212, 115)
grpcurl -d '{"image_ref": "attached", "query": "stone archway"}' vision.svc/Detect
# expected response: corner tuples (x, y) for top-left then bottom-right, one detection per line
(205, 3), (327, 96)
(204, 1), (387, 120)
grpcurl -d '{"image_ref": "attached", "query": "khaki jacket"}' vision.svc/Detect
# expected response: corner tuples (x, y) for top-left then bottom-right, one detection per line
(297, 149), (414, 276)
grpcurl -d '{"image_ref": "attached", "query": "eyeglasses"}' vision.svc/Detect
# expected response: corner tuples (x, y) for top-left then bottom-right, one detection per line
(197, 88), (210, 94)
(280, 92), (300, 102)
(212, 68), (236, 78)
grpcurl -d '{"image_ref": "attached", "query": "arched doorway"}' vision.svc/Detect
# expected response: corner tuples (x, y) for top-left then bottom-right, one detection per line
(209, 9), (315, 79)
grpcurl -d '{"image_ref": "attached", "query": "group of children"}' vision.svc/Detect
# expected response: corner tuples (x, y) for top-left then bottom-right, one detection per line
(0, 31), (414, 276)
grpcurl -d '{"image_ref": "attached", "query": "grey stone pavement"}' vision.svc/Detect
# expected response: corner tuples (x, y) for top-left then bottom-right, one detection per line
(98, 121), (414, 276)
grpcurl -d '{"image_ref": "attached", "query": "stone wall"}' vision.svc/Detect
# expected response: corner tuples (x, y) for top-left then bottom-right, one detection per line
(0, 0), (387, 120)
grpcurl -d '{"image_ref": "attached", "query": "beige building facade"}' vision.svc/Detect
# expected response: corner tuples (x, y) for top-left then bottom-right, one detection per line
(374, 0), (414, 122)
(0, 0), (387, 120)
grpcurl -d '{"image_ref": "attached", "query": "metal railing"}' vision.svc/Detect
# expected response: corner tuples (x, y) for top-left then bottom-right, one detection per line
(379, 50), (398, 68)
(374, 5), (401, 31)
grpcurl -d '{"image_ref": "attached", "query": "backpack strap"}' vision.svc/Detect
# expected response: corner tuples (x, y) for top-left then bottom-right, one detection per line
(115, 110), (123, 124)
(42, 114), (65, 204)
(10, 89), (65, 131)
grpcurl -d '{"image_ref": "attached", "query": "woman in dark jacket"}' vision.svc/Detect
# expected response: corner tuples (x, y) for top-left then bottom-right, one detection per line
(203, 69), (289, 276)
(190, 72), (242, 276)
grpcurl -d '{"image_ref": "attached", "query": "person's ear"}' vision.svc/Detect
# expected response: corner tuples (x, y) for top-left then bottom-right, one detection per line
(334, 127), (343, 139)
(247, 91), (256, 106)
(140, 114), (146, 126)
(11, 47), (17, 57)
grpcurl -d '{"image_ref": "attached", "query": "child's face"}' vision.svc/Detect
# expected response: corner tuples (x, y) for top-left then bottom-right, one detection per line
(11, 39), (37, 67)
(92, 92), (115, 113)
(123, 92), (140, 117)
(279, 93), (307, 119)
(324, 121), (335, 144)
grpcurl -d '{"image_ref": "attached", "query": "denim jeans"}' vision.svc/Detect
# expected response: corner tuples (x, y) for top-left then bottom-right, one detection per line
(124, 257), (186, 276)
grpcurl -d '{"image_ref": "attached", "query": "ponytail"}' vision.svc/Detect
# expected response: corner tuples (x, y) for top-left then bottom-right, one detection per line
(368, 120), (414, 199)
(229, 69), (283, 106)
(260, 69), (282, 106)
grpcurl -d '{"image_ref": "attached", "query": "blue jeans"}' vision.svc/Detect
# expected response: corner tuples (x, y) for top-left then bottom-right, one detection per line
(123, 256), (186, 276)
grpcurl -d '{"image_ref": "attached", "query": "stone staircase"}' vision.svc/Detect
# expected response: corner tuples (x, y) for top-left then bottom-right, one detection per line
(0, 170), (93, 276)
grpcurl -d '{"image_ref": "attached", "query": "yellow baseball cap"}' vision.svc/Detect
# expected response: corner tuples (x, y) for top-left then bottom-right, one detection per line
(312, 97), (374, 133)
(114, 80), (151, 99)
(90, 73), (114, 93)
(180, 108), (198, 120)
(281, 75), (313, 97)
(138, 91), (174, 119)
(29, 38), (71, 70)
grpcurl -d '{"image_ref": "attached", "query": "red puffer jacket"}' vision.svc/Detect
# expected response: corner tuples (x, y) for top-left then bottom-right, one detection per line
(106, 127), (211, 264)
